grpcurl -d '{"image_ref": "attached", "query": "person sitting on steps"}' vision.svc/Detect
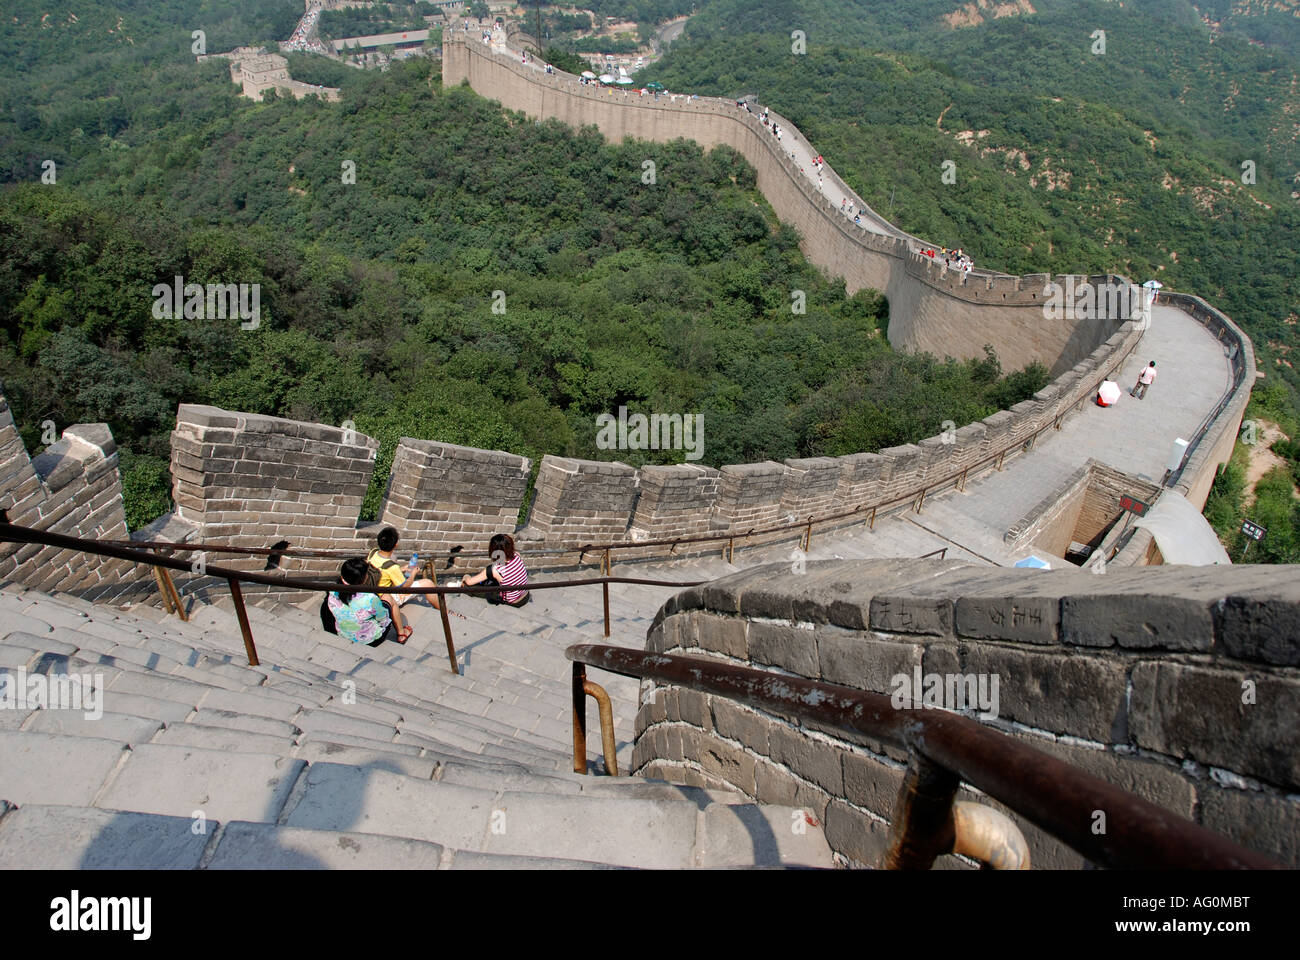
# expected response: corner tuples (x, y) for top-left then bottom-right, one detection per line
(328, 558), (398, 647)
(451, 533), (530, 607)
(367, 526), (443, 643)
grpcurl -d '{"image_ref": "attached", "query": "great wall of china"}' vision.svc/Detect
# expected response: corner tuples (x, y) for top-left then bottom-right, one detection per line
(0, 31), (1293, 869)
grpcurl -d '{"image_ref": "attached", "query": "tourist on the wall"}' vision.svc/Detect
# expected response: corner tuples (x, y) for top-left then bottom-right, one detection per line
(367, 525), (444, 643)
(1131, 361), (1158, 399)
(1096, 378), (1122, 407)
(325, 558), (399, 646)
(449, 533), (531, 607)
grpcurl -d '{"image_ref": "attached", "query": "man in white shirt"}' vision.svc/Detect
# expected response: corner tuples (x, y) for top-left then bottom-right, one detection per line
(1131, 361), (1157, 399)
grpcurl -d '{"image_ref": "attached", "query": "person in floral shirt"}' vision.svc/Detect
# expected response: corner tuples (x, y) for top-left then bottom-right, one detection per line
(327, 558), (397, 647)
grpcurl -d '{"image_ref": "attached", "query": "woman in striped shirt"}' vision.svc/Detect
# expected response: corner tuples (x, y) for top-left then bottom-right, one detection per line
(458, 533), (530, 606)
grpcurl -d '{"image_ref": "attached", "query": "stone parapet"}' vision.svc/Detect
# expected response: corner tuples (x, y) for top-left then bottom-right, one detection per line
(521, 455), (638, 544)
(380, 438), (530, 558)
(633, 560), (1300, 868)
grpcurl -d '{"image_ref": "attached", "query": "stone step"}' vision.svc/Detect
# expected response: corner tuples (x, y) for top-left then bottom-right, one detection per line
(294, 741), (439, 779)
(444, 850), (626, 869)
(154, 721), (292, 756)
(22, 709), (163, 745)
(188, 708), (302, 739)
(284, 762), (499, 850)
(95, 742), (305, 823)
(296, 730), (425, 758)
(198, 687), (306, 723)
(0, 730), (129, 807)
(294, 708), (398, 744)
(107, 667), (211, 706)
(0, 804), (211, 869)
(435, 760), (583, 796)
(204, 821), (446, 870)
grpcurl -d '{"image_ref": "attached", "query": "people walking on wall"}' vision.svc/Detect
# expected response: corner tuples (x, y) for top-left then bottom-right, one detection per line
(325, 558), (399, 647)
(450, 533), (530, 607)
(1131, 361), (1157, 399)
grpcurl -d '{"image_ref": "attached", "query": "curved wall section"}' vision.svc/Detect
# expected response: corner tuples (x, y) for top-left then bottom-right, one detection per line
(443, 35), (1133, 376)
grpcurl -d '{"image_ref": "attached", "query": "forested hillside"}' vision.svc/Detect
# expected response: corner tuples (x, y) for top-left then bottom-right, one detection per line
(0, 1), (1047, 529)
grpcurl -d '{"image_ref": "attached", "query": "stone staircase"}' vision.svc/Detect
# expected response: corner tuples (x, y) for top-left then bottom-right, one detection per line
(0, 550), (839, 869)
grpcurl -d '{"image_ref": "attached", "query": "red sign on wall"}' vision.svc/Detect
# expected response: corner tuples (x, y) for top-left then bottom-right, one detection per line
(1119, 495), (1149, 517)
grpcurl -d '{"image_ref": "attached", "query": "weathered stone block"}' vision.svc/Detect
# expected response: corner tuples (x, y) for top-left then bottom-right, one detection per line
(747, 621), (818, 675)
(841, 751), (905, 818)
(768, 725), (844, 795)
(814, 624), (920, 692)
(959, 644), (1128, 741)
(823, 800), (891, 868)
(710, 699), (769, 754)
(1130, 662), (1300, 789)
(1198, 785), (1299, 867)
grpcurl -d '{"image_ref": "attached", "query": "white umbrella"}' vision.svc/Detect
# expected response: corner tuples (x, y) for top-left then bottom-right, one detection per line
(617, 76), (633, 85)
(1142, 280), (1164, 291)
(598, 74), (615, 84)
(581, 70), (596, 79)
(1097, 379), (1121, 406)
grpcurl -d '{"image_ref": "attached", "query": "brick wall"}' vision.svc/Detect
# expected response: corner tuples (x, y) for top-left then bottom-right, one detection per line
(632, 560), (1300, 868)
(521, 455), (639, 544)
(380, 437), (530, 559)
(0, 385), (140, 597)
(170, 404), (378, 586)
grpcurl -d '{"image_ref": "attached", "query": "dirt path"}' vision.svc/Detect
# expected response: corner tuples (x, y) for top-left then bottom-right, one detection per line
(1243, 419), (1296, 506)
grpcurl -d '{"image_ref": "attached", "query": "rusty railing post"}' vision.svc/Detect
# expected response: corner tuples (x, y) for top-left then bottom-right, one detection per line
(437, 584), (458, 675)
(583, 677), (618, 776)
(572, 662), (588, 774)
(226, 578), (260, 667)
(868, 505), (877, 531)
(151, 564), (176, 616)
(884, 752), (960, 870)
(602, 579), (611, 638)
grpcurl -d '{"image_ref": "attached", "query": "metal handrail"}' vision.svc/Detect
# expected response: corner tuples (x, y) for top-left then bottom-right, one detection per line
(565, 643), (1280, 870)
(0, 512), (704, 675)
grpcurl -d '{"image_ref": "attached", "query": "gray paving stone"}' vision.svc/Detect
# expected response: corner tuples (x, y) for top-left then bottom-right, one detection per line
(696, 802), (834, 867)
(198, 687), (304, 723)
(207, 822), (446, 870)
(0, 730), (127, 806)
(0, 804), (211, 869)
(189, 708), (300, 739)
(297, 731), (423, 756)
(436, 760), (582, 795)
(23, 709), (162, 744)
(447, 850), (626, 869)
(94, 691), (194, 724)
(155, 722), (292, 756)
(107, 669), (209, 706)
(97, 744), (304, 823)
(295, 741), (438, 779)
(0, 613), (55, 638)
(295, 709), (396, 743)
(285, 762), (496, 849)
(480, 790), (699, 868)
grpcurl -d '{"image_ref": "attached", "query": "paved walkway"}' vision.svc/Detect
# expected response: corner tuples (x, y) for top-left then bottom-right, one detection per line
(903, 303), (1234, 564)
